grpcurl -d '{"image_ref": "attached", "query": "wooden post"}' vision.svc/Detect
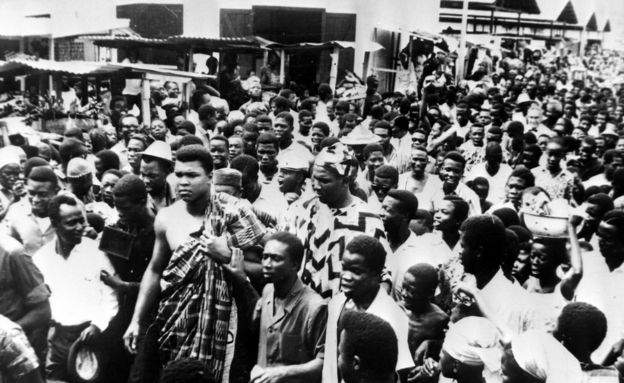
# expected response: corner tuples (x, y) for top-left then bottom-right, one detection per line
(279, 49), (286, 86)
(362, 51), (370, 80)
(49, 37), (55, 94)
(263, 50), (269, 67)
(329, 45), (340, 91)
(141, 76), (151, 127)
(187, 46), (195, 72)
(457, 0), (469, 82)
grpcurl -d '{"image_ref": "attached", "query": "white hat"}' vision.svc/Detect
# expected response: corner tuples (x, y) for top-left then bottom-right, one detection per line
(280, 152), (309, 173)
(340, 125), (381, 146)
(140, 141), (173, 164)
(0, 146), (22, 170)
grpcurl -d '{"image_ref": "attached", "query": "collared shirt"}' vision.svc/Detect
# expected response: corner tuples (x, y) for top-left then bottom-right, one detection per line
(33, 237), (118, 331)
(389, 232), (452, 301)
(531, 166), (575, 200)
(146, 182), (176, 215)
(291, 196), (390, 298)
(253, 182), (289, 229)
(111, 140), (129, 169)
(430, 182), (481, 217)
(323, 289), (414, 383)
(401, 173), (444, 213)
(0, 233), (49, 324)
(2, 200), (55, 256)
(389, 137), (412, 174)
(528, 123), (555, 138)
(0, 315), (40, 382)
(254, 279), (327, 369)
(466, 162), (513, 205)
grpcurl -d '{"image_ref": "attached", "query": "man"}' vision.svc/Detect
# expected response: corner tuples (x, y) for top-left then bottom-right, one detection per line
(256, 133), (280, 186)
(363, 75), (382, 117)
(277, 152), (310, 207)
(428, 152), (480, 216)
(274, 112), (313, 165)
(356, 143), (385, 196)
(368, 165), (399, 214)
(0, 314), (45, 383)
(578, 136), (604, 181)
(209, 135), (229, 170)
(33, 195), (118, 381)
(140, 141), (175, 214)
(249, 232), (327, 383)
(290, 142), (389, 298)
(458, 124), (486, 173)
(337, 310), (398, 383)
(466, 142), (513, 205)
(256, 115), (273, 135)
(101, 174), (156, 383)
(372, 121), (400, 172)
(397, 145), (442, 210)
(112, 114), (141, 168)
(3, 166), (58, 255)
(228, 135), (244, 162)
(65, 157), (96, 205)
(0, 149), (24, 219)
(452, 101), (472, 140)
(532, 137), (575, 200)
(296, 110), (314, 148)
(487, 167), (535, 212)
(390, 115), (412, 174)
(526, 106), (554, 138)
(123, 145), (265, 383)
(323, 235), (413, 383)
(521, 144), (542, 170)
(380, 189), (447, 300)
(0, 231), (51, 366)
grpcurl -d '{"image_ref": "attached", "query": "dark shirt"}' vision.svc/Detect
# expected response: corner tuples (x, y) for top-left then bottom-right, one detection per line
(579, 158), (604, 181)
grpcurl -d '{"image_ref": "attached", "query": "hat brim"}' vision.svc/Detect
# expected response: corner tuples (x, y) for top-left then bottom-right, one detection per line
(67, 339), (106, 383)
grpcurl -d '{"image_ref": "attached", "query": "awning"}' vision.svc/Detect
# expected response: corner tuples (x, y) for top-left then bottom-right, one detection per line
(82, 34), (266, 53)
(254, 37), (357, 51)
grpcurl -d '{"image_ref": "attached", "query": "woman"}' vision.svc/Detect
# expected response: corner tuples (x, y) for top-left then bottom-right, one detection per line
(501, 330), (582, 383)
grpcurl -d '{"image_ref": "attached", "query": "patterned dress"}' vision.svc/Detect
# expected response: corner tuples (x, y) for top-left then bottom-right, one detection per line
(291, 195), (389, 299)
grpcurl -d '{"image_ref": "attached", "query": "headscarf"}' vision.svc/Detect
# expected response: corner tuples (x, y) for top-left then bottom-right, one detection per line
(442, 317), (501, 372)
(511, 330), (583, 383)
(314, 142), (353, 177)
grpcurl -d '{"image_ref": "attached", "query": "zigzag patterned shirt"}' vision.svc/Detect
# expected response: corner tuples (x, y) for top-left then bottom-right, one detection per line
(291, 195), (390, 299)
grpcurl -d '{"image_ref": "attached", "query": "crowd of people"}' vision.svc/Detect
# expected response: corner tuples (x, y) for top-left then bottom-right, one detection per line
(1, 42), (624, 383)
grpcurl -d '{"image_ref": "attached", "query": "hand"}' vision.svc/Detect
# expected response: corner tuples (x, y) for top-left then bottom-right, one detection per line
(84, 226), (98, 240)
(223, 249), (246, 283)
(79, 324), (101, 343)
(201, 234), (232, 263)
(420, 357), (439, 378)
(251, 366), (289, 383)
(100, 270), (125, 291)
(123, 322), (140, 354)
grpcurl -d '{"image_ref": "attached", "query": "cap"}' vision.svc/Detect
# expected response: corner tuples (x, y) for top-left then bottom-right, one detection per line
(67, 158), (92, 178)
(213, 168), (242, 188)
(140, 141), (173, 164)
(280, 152), (309, 173)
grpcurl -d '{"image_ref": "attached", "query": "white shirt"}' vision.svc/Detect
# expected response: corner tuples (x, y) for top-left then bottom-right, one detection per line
(466, 162), (513, 205)
(33, 237), (118, 331)
(323, 289), (414, 383)
(389, 231), (452, 300)
(390, 135), (412, 174)
(431, 182), (481, 217)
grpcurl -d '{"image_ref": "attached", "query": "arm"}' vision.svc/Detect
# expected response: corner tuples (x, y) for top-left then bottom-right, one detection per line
(123, 212), (171, 353)
(560, 219), (583, 301)
(15, 301), (50, 333)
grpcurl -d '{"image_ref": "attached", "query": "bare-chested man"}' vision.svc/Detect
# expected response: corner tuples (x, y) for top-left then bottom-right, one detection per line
(123, 145), (265, 382)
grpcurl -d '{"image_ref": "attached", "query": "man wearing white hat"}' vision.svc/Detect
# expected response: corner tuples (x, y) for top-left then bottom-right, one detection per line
(65, 158), (96, 205)
(139, 141), (175, 214)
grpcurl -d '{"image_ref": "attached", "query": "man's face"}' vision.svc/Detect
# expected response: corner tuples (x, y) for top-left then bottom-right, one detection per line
(27, 179), (57, 217)
(248, 82), (262, 98)
(174, 160), (211, 203)
(512, 248), (531, 281)
(55, 203), (85, 246)
(537, 136), (549, 152)
(471, 127), (484, 145)
(477, 112), (491, 126)
(274, 118), (292, 141)
(100, 173), (120, 206)
(311, 127), (327, 146)
(401, 272), (433, 312)
(433, 200), (457, 232)
(257, 121), (273, 135)
(262, 240), (297, 284)
(440, 159), (463, 189)
(140, 160), (167, 196)
(366, 151), (384, 172)
(114, 194), (145, 224)
(209, 140), (228, 169)
(243, 132), (257, 156)
(373, 127), (391, 148)
(340, 250), (378, 299)
(579, 142), (596, 162)
(256, 143), (278, 173)
(150, 120), (168, 141)
(278, 168), (302, 194)
(598, 221), (624, 269)
(530, 242), (557, 279)
(527, 110), (541, 127)
(228, 136), (244, 162)
(597, 113), (607, 127)
(312, 166), (346, 206)
(112, 100), (127, 113)
(104, 126), (117, 144)
(371, 176), (394, 202)
(299, 116), (313, 132)
(127, 139), (145, 169)
(411, 132), (427, 147)
(380, 196), (402, 233)
(545, 142), (564, 172)
(410, 149), (428, 176)
(456, 107), (469, 125)
(0, 164), (20, 190)
(166, 82), (180, 98)
(458, 231), (480, 274)
(505, 176), (527, 205)
(120, 117), (139, 141)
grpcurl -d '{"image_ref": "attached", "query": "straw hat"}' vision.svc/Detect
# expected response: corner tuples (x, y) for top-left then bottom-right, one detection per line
(140, 141), (173, 164)
(340, 125), (381, 146)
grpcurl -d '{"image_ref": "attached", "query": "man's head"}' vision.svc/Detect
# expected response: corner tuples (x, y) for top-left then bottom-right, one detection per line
(372, 165), (399, 202)
(459, 215), (507, 274)
(113, 174), (148, 224)
(209, 135), (229, 170)
(277, 154), (308, 195)
(598, 210), (624, 270)
(48, 194), (85, 247)
(66, 158), (93, 197)
(256, 133), (279, 174)
(470, 124), (485, 146)
(312, 143), (353, 207)
(119, 115), (140, 142)
(579, 136), (597, 163)
(433, 196), (469, 234)
(401, 263), (437, 312)
(230, 155), (260, 200)
(213, 168), (242, 197)
(363, 143), (385, 173)
(140, 152), (173, 197)
(545, 137), (565, 173)
(338, 310), (398, 383)
(505, 167), (535, 206)
(410, 145), (428, 178)
(274, 112), (294, 144)
(373, 121), (392, 149)
(174, 145), (213, 203)
(341, 235), (386, 300)
(485, 142), (503, 172)
(553, 302), (607, 360)
(262, 232), (304, 285)
(440, 151), (466, 190)
(526, 106), (542, 128)
(228, 135), (244, 162)
(127, 134), (148, 171)
(256, 115), (273, 135)
(530, 237), (566, 280)
(522, 144), (542, 169)
(299, 110), (314, 135)
(27, 166), (59, 218)
(380, 189), (419, 234)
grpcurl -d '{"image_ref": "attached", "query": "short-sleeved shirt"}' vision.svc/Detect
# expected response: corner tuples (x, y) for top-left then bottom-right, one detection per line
(2, 200), (55, 256)
(291, 196), (389, 298)
(531, 166), (575, 200)
(0, 234), (49, 323)
(0, 315), (39, 382)
(255, 279), (327, 369)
